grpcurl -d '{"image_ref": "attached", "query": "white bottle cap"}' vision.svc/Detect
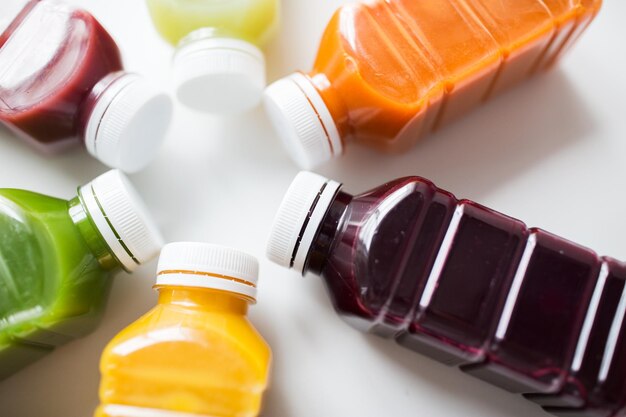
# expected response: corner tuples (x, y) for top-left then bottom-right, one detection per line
(156, 242), (260, 302)
(79, 170), (165, 272)
(263, 73), (343, 169)
(266, 171), (341, 273)
(173, 33), (266, 114)
(84, 73), (173, 173)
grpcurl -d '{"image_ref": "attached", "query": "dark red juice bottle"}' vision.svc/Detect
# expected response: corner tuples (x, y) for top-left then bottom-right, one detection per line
(267, 171), (626, 417)
(0, 0), (172, 172)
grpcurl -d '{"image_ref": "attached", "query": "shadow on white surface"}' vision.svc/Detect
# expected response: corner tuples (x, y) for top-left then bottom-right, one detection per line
(0, 127), (108, 191)
(364, 335), (549, 417)
(319, 69), (597, 201)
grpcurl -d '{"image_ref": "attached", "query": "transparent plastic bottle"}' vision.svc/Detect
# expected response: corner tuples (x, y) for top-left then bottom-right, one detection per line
(267, 171), (626, 417)
(95, 242), (271, 417)
(145, 0), (280, 114)
(0, 170), (164, 380)
(0, 0), (173, 172)
(264, 0), (602, 169)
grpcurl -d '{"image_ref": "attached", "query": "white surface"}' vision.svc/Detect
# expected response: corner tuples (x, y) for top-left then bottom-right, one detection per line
(156, 242), (259, 301)
(0, 1), (625, 416)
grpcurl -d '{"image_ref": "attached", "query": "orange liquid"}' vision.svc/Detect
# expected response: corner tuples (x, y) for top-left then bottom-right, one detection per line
(94, 288), (271, 417)
(309, 0), (601, 152)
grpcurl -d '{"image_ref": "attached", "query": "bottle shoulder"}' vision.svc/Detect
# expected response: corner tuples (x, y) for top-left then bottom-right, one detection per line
(0, 189), (73, 252)
(0, 189), (78, 240)
(318, 177), (457, 324)
(0, 188), (66, 211)
(0, 188), (104, 275)
(0, 189), (108, 338)
(313, 2), (441, 106)
(101, 303), (271, 374)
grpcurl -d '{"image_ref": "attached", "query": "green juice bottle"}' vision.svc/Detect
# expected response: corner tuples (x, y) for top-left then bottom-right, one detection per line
(0, 170), (163, 380)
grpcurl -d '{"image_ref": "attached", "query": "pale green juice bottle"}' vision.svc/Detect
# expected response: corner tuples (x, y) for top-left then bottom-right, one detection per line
(145, 0), (280, 114)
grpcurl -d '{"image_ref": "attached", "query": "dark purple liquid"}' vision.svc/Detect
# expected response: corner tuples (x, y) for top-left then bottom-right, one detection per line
(465, 230), (599, 394)
(305, 177), (626, 417)
(537, 259), (626, 417)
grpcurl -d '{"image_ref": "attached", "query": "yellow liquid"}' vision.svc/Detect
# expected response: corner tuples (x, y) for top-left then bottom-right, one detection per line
(95, 287), (271, 417)
(146, 0), (280, 46)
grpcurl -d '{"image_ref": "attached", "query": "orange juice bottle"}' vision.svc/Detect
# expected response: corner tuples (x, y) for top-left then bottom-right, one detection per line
(94, 242), (271, 417)
(264, 0), (601, 169)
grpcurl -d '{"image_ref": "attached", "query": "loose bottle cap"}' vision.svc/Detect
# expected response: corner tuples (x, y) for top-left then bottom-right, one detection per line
(173, 34), (266, 114)
(85, 73), (173, 173)
(266, 171), (341, 273)
(263, 73), (343, 169)
(156, 242), (259, 302)
(79, 170), (164, 272)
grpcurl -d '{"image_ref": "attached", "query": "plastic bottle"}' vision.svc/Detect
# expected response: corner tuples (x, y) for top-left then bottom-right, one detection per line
(95, 242), (271, 417)
(145, 0), (280, 113)
(267, 171), (626, 417)
(0, 170), (163, 380)
(264, 0), (602, 169)
(0, 0), (173, 172)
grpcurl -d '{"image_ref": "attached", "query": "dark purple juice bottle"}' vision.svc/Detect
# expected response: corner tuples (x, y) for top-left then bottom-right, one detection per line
(267, 171), (626, 417)
(0, 0), (172, 172)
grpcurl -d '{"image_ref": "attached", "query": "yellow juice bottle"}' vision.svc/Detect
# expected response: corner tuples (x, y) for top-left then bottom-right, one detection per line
(145, 0), (280, 114)
(94, 242), (271, 417)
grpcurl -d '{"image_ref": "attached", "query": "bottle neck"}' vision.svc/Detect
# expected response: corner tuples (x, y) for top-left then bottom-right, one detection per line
(303, 190), (353, 276)
(68, 195), (123, 272)
(307, 72), (351, 140)
(157, 287), (249, 315)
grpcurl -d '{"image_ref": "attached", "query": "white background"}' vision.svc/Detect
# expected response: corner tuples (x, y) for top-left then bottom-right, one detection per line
(1, 1), (625, 416)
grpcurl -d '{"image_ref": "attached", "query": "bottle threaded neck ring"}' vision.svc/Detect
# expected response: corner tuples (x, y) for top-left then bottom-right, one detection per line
(156, 242), (259, 302)
(79, 170), (164, 272)
(266, 171), (341, 273)
(263, 73), (343, 169)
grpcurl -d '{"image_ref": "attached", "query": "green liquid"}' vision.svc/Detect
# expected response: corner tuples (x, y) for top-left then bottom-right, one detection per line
(0, 189), (118, 379)
(146, 0), (280, 46)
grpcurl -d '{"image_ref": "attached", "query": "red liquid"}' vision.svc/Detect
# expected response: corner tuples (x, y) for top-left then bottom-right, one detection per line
(304, 177), (626, 417)
(0, 1), (122, 150)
